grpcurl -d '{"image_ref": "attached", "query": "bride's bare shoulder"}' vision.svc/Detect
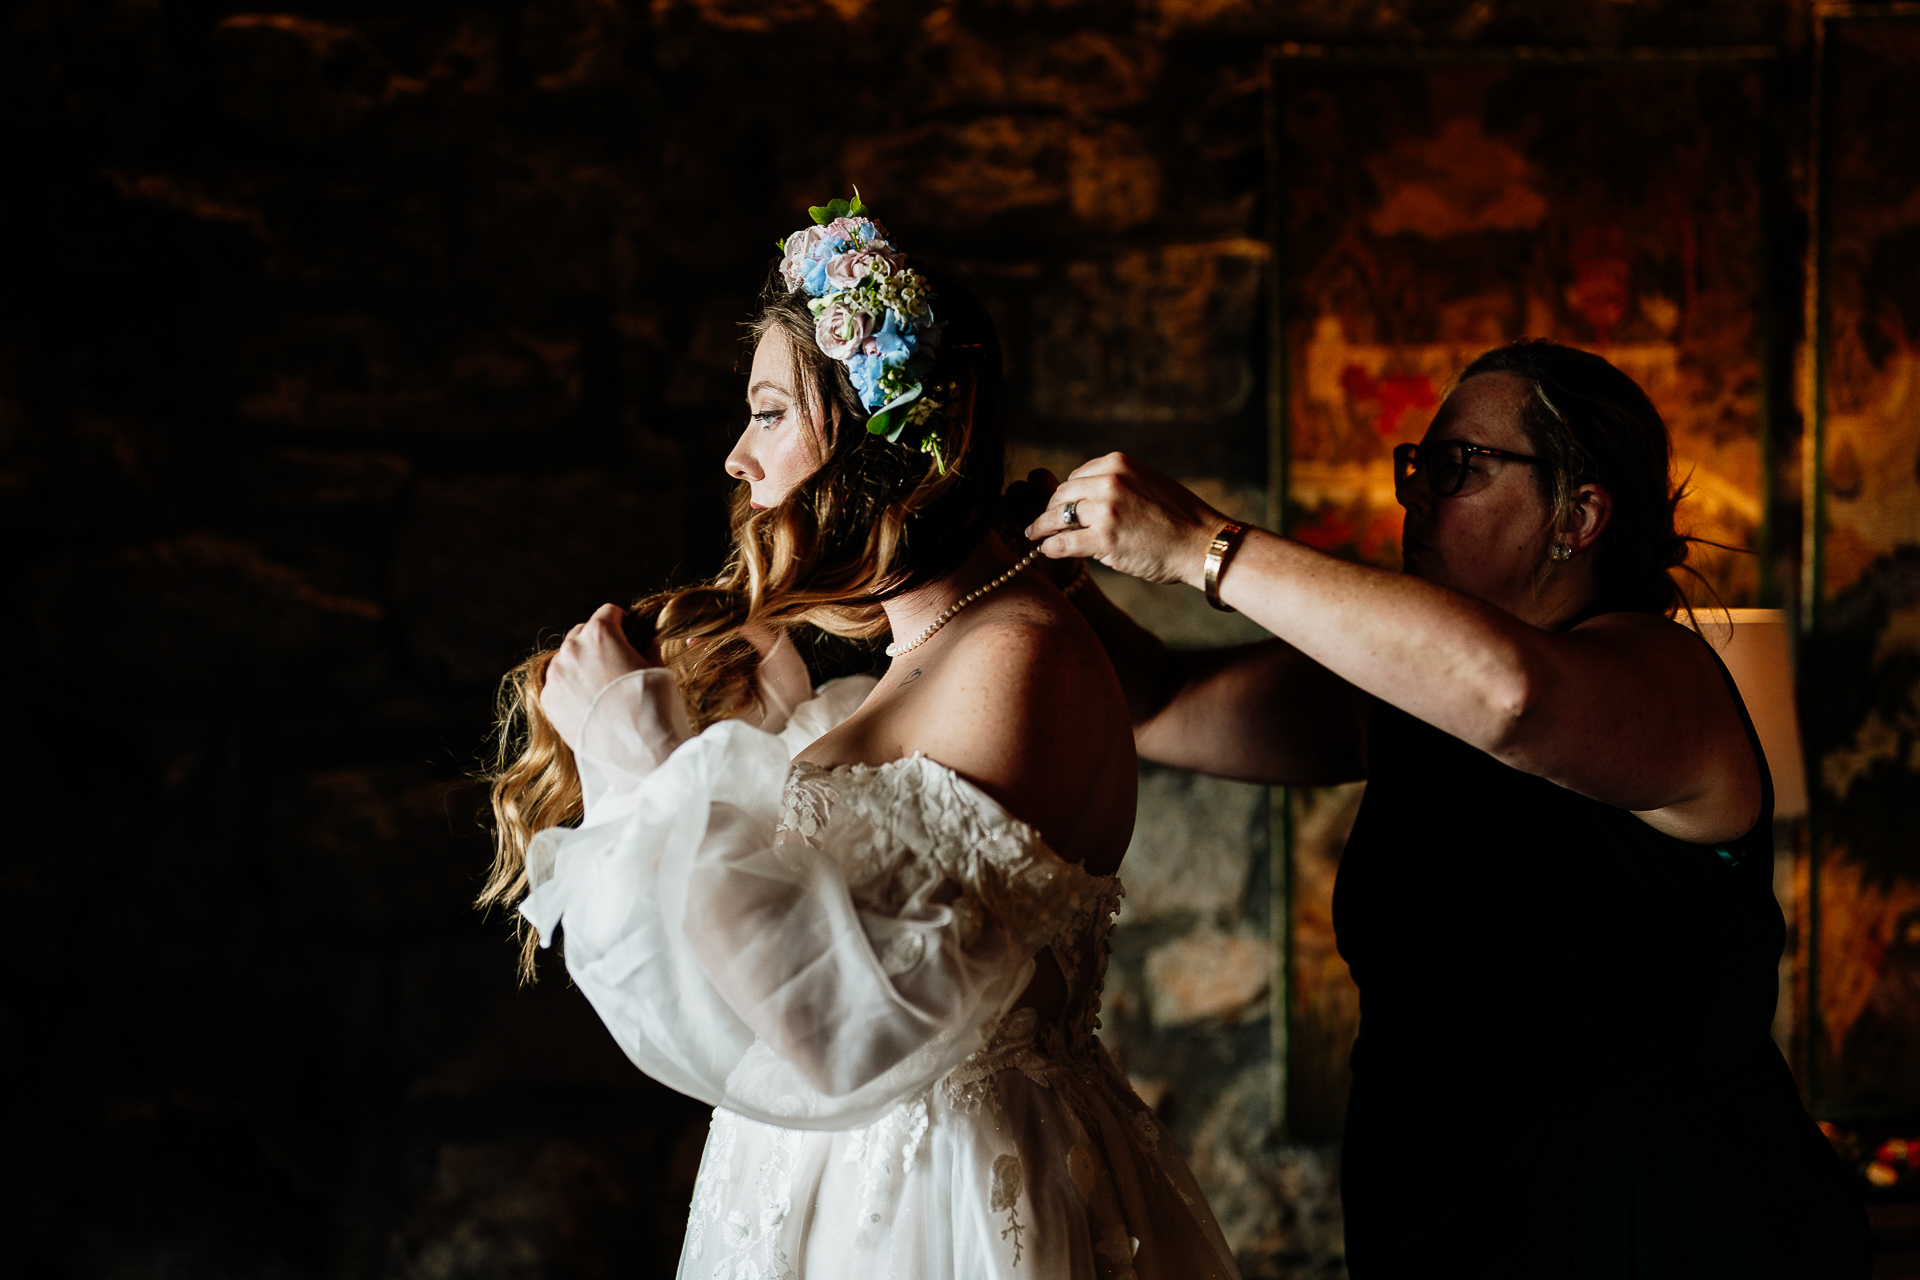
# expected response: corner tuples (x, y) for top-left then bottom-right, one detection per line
(935, 588), (1116, 697)
(905, 589), (1128, 787)
(896, 589), (1134, 859)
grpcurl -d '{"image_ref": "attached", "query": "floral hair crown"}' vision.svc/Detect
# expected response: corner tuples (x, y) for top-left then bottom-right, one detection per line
(778, 191), (952, 470)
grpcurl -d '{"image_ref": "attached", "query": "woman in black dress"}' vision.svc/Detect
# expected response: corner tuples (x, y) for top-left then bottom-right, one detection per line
(1020, 340), (1871, 1277)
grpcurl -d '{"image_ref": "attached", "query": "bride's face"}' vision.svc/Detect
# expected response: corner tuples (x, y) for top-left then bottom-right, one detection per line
(726, 327), (829, 510)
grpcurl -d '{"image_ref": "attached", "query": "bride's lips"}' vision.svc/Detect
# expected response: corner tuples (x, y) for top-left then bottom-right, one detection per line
(749, 501), (769, 511)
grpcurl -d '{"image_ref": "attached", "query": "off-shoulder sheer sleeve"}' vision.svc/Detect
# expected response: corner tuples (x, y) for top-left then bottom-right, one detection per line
(519, 669), (1101, 1130)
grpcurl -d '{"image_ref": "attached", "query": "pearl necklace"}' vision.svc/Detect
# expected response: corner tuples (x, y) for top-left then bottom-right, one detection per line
(885, 550), (1040, 658)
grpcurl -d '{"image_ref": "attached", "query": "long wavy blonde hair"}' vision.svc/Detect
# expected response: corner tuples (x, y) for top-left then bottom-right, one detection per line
(480, 266), (1006, 977)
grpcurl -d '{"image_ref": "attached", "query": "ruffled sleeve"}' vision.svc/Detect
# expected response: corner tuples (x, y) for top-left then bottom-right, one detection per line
(519, 669), (1097, 1130)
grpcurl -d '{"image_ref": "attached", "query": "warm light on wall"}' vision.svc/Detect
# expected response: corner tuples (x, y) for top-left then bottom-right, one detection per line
(1689, 609), (1809, 821)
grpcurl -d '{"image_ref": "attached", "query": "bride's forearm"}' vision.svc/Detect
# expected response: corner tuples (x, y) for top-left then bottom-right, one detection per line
(1207, 530), (1535, 752)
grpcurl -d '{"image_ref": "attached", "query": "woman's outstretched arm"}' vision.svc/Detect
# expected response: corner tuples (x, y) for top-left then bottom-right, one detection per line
(1064, 578), (1367, 785)
(1005, 470), (1367, 786)
(1026, 453), (1761, 845)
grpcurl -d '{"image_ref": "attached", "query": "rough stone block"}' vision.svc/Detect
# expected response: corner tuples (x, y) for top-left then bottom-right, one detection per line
(922, 27), (1162, 112)
(1188, 1063), (1347, 1278)
(1144, 927), (1270, 1026)
(401, 937), (650, 1099)
(390, 1125), (707, 1280)
(236, 317), (580, 439)
(522, 0), (629, 92)
(213, 15), (391, 143)
(238, 446), (410, 510)
(267, 766), (487, 936)
(1120, 765), (1266, 925)
(848, 116), (1159, 232)
(392, 470), (681, 686)
(31, 533), (388, 699)
(1030, 241), (1267, 425)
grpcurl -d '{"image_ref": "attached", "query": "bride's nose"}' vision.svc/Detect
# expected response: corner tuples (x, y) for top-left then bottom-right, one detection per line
(724, 427), (763, 482)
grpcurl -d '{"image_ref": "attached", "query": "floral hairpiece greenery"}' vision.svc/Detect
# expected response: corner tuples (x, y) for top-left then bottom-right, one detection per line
(777, 191), (949, 469)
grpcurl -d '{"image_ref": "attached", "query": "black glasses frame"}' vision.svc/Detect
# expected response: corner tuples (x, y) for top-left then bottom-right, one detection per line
(1393, 440), (1543, 498)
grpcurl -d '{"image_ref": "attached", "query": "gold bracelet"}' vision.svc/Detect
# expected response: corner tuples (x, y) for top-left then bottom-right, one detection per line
(1203, 521), (1248, 612)
(1059, 563), (1092, 598)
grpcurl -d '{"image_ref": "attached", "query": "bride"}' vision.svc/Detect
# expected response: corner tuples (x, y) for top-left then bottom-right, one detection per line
(481, 200), (1241, 1280)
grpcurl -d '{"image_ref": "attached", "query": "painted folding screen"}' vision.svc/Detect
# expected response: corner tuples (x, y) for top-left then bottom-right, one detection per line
(1267, 46), (1777, 1139)
(1805, 10), (1920, 1129)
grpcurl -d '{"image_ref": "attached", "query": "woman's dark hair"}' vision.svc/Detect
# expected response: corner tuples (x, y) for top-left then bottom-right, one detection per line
(1456, 339), (1692, 617)
(483, 261), (1006, 977)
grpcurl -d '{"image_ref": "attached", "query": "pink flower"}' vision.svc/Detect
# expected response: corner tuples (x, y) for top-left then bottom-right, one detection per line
(827, 215), (887, 247)
(779, 225), (835, 292)
(813, 298), (873, 360)
(823, 249), (900, 293)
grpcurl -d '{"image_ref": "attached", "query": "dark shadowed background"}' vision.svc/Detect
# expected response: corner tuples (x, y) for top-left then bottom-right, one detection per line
(6, 2), (1917, 1278)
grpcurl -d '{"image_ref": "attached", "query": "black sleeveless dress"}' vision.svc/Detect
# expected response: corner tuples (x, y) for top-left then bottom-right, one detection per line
(1333, 640), (1871, 1278)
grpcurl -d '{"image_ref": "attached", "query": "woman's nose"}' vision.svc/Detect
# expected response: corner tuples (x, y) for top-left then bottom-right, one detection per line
(724, 427), (762, 482)
(1393, 467), (1429, 514)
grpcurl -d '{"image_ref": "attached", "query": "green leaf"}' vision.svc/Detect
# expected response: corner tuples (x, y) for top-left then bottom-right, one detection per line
(775, 237), (786, 253)
(849, 187), (866, 216)
(864, 382), (923, 445)
(809, 198), (854, 225)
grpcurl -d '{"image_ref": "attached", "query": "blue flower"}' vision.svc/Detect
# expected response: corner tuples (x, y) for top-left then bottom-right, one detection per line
(797, 236), (850, 297)
(844, 352), (884, 408)
(868, 308), (919, 368)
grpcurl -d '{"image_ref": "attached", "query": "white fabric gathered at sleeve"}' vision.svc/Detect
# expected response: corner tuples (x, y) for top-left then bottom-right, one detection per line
(519, 667), (1083, 1131)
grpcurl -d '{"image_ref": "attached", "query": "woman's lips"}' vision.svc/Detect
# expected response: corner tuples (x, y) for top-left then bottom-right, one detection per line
(749, 501), (769, 511)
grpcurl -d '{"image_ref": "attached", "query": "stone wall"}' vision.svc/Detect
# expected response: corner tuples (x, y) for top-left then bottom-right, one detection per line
(5, 2), (1811, 1277)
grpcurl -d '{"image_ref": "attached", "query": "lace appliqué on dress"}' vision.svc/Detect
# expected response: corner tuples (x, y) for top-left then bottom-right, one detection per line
(685, 1107), (804, 1280)
(780, 756), (1107, 956)
(842, 1092), (932, 1248)
(991, 1153), (1028, 1263)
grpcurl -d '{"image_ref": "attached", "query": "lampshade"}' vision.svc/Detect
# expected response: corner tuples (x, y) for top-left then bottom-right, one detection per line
(1687, 608), (1809, 821)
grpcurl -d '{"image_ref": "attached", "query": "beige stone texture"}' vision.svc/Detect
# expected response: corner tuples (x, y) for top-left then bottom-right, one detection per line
(1144, 928), (1271, 1026)
(1188, 1063), (1346, 1270)
(1117, 768), (1266, 924)
(1031, 241), (1268, 424)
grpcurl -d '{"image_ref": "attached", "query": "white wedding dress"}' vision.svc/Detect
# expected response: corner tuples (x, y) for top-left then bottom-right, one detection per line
(520, 668), (1241, 1280)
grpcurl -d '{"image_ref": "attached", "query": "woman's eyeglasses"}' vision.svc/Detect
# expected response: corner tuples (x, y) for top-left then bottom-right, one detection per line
(1393, 440), (1542, 498)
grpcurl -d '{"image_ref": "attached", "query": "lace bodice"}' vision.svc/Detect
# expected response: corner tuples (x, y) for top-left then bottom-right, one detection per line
(781, 755), (1120, 1021)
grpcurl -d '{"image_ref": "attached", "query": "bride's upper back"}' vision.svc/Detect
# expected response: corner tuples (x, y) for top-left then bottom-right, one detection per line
(794, 576), (1137, 876)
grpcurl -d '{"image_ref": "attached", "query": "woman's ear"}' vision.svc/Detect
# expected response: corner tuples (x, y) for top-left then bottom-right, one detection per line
(1565, 482), (1613, 555)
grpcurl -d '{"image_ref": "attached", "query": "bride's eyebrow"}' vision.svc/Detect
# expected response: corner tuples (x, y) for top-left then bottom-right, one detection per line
(747, 379), (792, 399)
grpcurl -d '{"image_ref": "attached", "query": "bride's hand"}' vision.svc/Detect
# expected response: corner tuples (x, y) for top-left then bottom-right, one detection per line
(1022, 452), (1232, 588)
(542, 603), (654, 751)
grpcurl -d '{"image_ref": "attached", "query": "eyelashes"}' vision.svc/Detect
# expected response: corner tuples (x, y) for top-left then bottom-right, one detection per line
(750, 408), (785, 428)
